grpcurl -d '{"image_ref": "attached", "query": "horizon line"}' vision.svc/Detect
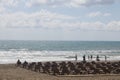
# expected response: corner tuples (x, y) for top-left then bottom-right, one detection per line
(0, 40), (120, 42)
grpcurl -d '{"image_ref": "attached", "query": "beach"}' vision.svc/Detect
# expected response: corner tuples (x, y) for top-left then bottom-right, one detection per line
(0, 0), (120, 79)
(0, 64), (120, 80)
(0, 41), (120, 80)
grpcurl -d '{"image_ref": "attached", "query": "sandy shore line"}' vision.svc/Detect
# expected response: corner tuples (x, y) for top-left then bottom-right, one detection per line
(0, 64), (120, 80)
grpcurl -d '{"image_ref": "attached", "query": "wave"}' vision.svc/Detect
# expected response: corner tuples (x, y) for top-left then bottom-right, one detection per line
(0, 49), (120, 64)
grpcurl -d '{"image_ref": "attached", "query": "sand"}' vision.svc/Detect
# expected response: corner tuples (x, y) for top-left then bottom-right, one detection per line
(0, 64), (120, 80)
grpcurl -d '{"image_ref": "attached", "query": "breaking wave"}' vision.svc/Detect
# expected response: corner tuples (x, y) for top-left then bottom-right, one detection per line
(1, 49), (120, 64)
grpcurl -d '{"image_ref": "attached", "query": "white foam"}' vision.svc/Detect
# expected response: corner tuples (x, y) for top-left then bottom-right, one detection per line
(0, 50), (120, 64)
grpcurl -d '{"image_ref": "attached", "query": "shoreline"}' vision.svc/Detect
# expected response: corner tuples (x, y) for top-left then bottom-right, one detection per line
(1, 59), (120, 64)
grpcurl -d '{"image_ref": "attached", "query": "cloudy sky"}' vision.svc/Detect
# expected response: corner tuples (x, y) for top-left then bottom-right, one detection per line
(0, 0), (120, 41)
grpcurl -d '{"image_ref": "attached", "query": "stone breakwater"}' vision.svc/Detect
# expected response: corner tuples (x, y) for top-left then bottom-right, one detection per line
(16, 60), (120, 75)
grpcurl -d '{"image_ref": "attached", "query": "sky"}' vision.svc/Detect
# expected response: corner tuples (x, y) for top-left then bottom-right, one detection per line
(0, 0), (120, 41)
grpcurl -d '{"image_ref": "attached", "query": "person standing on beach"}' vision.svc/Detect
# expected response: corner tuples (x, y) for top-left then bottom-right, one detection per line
(96, 55), (100, 61)
(83, 55), (86, 61)
(104, 55), (108, 61)
(16, 59), (21, 67)
(75, 54), (77, 61)
(91, 55), (93, 60)
(88, 55), (90, 60)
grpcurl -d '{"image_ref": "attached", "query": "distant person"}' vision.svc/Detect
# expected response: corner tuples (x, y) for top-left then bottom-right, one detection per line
(88, 55), (90, 60)
(104, 55), (108, 62)
(91, 55), (93, 60)
(83, 55), (86, 61)
(16, 59), (21, 67)
(75, 54), (77, 61)
(96, 55), (100, 61)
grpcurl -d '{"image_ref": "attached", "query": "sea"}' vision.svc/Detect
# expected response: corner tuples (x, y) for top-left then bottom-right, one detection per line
(0, 40), (120, 64)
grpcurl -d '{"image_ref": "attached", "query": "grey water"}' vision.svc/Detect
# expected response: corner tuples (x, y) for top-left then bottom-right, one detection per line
(0, 40), (120, 63)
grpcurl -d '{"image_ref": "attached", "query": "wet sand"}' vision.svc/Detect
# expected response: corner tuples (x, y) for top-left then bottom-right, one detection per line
(0, 64), (120, 80)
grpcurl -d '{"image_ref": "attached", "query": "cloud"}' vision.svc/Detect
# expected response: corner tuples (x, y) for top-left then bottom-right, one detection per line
(0, 0), (19, 13)
(26, 0), (48, 7)
(25, 0), (117, 8)
(26, 0), (69, 7)
(0, 0), (19, 7)
(0, 0), (118, 11)
(0, 9), (74, 28)
(88, 11), (111, 17)
(0, 6), (5, 13)
(107, 21), (120, 31)
(0, 9), (120, 31)
(67, 0), (117, 7)
(78, 0), (115, 6)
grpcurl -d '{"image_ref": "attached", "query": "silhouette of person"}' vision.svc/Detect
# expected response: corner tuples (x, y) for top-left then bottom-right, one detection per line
(96, 55), (100, 61)
(91, 55), (93, 60)
(75, 54), (77, 61)
(88, 55), (90, 60)
(83, 55), (86, 61)
(105, 55), (107, 61)
(16, 59), (21, 67)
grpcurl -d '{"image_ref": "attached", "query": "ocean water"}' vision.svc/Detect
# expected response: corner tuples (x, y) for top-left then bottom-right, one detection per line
(0, 40), (120, 64)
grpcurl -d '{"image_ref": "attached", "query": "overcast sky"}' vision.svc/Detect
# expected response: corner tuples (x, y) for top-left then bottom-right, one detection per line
(0, 0), (120, 41)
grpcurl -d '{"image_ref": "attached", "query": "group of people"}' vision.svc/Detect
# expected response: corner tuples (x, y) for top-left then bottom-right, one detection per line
(75, 55), (108, 62)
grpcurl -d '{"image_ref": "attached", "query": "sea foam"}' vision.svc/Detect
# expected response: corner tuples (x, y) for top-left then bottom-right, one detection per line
(0, 49), (120, 64)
